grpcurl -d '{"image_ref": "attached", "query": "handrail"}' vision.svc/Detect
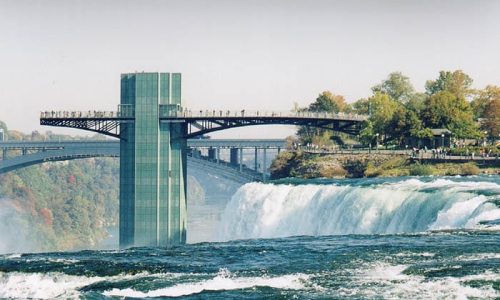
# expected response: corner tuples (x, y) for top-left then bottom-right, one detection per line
(41, 109), (368, 121)
(40, 111), (132, 118)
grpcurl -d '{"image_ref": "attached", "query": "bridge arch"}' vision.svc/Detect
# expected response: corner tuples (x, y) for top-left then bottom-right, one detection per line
(0, 141), (269, 184)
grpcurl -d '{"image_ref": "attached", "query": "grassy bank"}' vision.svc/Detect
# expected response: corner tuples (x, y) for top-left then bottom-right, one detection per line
(269, 151), (499, 179)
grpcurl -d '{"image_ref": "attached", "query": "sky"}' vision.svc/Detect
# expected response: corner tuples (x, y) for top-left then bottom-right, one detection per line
(0, 0), (499, 138)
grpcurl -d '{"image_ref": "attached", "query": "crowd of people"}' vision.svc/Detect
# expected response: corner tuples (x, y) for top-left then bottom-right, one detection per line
(411, 146), (495, 160)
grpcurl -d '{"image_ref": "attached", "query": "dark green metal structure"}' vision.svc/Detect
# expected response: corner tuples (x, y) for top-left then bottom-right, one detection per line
(120, 72), (186, 248)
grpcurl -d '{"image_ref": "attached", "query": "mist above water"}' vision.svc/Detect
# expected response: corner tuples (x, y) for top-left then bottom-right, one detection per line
(0, 202), (34, 254)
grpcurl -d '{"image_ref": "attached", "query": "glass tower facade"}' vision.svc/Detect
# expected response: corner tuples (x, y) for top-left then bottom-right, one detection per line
(119, 72), (187, 248)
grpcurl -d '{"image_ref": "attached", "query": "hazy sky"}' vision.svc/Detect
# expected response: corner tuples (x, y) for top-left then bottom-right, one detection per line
(1, 0), (499, 138)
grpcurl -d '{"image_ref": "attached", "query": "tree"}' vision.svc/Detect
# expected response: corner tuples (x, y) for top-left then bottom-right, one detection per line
(367, 92), (399, 135)
(359, 120), (374, 146)
(421, 91), (478, 138)
(387, 107), (422, 144)
(406, 93), (427, 113)
(372, 72), (415, 102)
(483, 98), (500, 137)
(296, 91), (350, 145)
(425, 70), (473, 98)
(308, 91), (350, 113)
(351, 98), (370, 115)
(471, 85), (500, 120)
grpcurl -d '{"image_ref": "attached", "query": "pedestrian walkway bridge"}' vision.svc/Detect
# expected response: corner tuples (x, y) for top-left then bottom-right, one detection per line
(40, 109), (366, 139)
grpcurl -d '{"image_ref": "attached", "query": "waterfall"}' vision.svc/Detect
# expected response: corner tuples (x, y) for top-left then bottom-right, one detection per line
(217, 177), (500, 241)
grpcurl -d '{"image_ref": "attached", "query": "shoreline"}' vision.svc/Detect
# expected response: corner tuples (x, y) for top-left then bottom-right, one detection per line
(269, 151), (500, 179)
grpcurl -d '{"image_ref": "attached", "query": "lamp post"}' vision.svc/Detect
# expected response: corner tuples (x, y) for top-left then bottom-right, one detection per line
(441, 133), (444, 148)
(484, 131), (488, 146)
(375, 133), (379, 151)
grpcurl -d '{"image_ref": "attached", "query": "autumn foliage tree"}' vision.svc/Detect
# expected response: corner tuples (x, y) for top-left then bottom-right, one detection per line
(296, 91), (351, 145)
(483, 98), (500, 137)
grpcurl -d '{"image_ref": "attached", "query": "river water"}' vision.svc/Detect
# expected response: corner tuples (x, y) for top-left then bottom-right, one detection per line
(1, 175), (499, 299)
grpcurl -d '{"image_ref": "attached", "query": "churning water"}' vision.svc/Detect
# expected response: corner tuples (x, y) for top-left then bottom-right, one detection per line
(218, 176), (500, 240)
(0, 175), (499, 299)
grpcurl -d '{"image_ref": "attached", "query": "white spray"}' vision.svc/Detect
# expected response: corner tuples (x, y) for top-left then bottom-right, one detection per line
(217, 178), (500, 241)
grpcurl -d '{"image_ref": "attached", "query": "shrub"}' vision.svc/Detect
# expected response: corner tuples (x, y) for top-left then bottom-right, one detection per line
(460, 163), (480, 175)
(320, 165), (348, 178)
(409, 163), (435, 176)
(364, 162), (381, 177)
(269, 151), (299, 179)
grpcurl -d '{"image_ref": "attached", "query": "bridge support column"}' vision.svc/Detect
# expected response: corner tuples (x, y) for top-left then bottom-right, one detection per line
(2, 149), (6, 160)
(230, 148), (239, 166)
(208, 147), (216, 161)
(192, 148), (201, 158)
(216, 147), (220, 164)
(239, 147), (243, 172)
(262, 148), (267, 182)
(254, 147), (258, 171)
(22, 148), (27, 156)
(120, 72), (186, 248)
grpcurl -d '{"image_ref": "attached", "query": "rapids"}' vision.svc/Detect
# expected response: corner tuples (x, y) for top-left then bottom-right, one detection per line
(0, 175), (498, 299)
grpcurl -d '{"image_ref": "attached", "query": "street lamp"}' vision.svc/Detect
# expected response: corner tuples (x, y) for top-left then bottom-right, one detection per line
(441, 133), (444, 148)
(375, 133), (379, 151)
(484, 131), (488, 146)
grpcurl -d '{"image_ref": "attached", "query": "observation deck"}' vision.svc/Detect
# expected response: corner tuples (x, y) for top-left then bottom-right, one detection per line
(40, 108), (368, 139)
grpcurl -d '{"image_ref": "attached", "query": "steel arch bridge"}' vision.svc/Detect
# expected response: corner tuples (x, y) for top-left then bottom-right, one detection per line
(0, 140), (284, 183)
(40, 109), (367, 139)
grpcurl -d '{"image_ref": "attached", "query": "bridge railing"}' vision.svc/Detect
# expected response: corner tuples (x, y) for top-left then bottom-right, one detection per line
(40, 110), (134, 119)
(41, 109), (368, 121)
(163, 109), (367, 121)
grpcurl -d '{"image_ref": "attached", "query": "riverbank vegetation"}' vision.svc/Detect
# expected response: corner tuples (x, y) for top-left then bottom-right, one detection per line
(0, 120), (120, 251)
(269, 151), (493, 180)
(278, 70), (499, 179)
(295, 70), (499, 148)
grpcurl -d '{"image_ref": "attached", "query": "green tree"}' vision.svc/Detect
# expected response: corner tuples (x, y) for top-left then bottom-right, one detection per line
(367, 92), (399, 135)
(359, 120), (374, 146)
(352, 98), (370, 115)
(387, 107), (422, 144)
(421, 91), (478, 138)
(372, 72), (415, 102)
(425, 70), (473, 98)
(296, 91), (350, 145)
(308, 91), (349, 113)
(406, 93), (427, 113)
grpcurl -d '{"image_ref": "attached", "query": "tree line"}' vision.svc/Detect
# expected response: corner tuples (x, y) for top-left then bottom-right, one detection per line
(296, 70), (499, 147)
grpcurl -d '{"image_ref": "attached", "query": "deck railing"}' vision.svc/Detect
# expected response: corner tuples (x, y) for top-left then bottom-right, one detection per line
(41, 108), (368, 121)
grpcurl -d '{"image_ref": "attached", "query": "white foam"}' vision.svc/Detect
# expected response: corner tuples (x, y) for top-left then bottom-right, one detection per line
(24, 257), (80, 264)
(218, 179), (500, 240)
(0, 272), (101, 299)
(0, 271), (158, 299)
(103, 268), (311, 298)
(454, 253), (500, 261)
(395, 252), (435, 257)
(430, 196), (488, 229)
(349, 262), (499, 299)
